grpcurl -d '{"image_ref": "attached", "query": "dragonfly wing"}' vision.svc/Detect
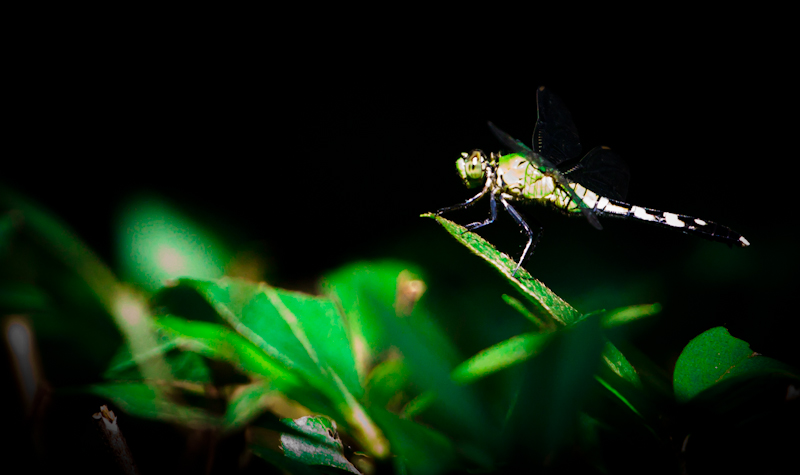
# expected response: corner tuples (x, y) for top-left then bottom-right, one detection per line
(560, 146), (631, 201)
(552, 172), (603, 230)
(488, 121), (533, 153)
(533, 86), (582, 166)
(489, 120), (600, 229)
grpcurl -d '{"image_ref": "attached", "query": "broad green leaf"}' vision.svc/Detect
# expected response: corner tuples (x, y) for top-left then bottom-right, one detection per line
(280, 415), (361, 474)
(321, 261), (411, 379)
(152, 315), (304, 386)
(321, 261), (458, 382)
(600, 303), (662, 328)
(674, 326), (798, 403)
(180, 278), (359, 396)
(177, 279), (388, 458)
(422, 214), (580, 325)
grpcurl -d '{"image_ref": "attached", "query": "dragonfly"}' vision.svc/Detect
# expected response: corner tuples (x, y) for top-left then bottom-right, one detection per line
(437, 86), (749, 275)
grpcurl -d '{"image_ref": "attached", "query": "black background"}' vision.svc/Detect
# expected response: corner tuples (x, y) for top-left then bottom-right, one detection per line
(4, 11), (799, 474)
(8, 19), (797, 357)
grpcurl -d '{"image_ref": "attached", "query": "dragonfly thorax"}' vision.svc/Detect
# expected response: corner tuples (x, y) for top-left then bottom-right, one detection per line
(496, 154), (555, 200)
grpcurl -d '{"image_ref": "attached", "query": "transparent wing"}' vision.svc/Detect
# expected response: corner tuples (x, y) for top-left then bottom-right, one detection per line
(487, 122), (601, 230)
(488, 120), (533, 153)
(533, 86), (582, 167)
(560, 146), (630, 201)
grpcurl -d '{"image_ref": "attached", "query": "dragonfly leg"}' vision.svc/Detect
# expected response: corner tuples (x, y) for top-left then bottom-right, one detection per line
(499, 196), (542, 276)
(435, 186), (489, 215)
(464, 192), (498, 232)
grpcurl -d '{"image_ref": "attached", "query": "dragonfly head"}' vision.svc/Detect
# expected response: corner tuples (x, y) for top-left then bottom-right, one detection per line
(456, 150), (488, 188)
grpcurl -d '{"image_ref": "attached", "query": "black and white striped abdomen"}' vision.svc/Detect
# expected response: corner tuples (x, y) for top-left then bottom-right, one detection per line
(594, 196), (750, 247)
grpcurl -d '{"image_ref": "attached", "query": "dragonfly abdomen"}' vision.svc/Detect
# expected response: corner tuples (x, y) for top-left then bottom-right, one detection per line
(595, 197), (750, 247)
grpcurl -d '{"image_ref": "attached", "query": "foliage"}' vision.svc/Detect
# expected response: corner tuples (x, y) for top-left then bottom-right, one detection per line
(1, 189), (798, 474)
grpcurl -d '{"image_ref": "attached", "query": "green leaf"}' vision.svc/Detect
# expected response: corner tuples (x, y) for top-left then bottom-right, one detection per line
(280, 415), (361, 474)
(152, 314), (304, 386)
(600, 340), (642, 389)
(501, 294), (548, 329)
(176, 279), (389, 458)
(403, 331), (554, 418)
(422, 214), (580, 325)
(223, 381), (273, 433)
(115, 196), (230, 292)
(364, 358), (412, 411)
(674, 326), (798, 403)
(452, 331), (554, 385)
(321, 261), (458, 381)
(369, 408), (459, 475)
(361, 289), (497, 461)
(600, 303), (662, 328)
(181, 278), (359, 396)
(104, 334), (211, 384)
(504, 316), (606, 454)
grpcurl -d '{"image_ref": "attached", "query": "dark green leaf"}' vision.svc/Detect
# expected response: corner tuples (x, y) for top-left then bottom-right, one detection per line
(674, 326), (798, 403)
(280, 415), (361, 474)
(422, 214), (580, 325)
(369, 408), (459, 475)
(600, 340), (642, 389)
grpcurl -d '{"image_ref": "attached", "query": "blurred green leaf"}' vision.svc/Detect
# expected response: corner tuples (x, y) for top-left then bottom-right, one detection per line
(105, 342), (212, 384)
(674, 326), (798, 403)
(369, 408), (459, 475)
(224, 381), (273, 433)
(280, 415), (361, 474)
(364, 358), (412, 411)
(505, 315), (606, 456)
(85, 382), (219, 427)
(501, 294), (547, 329)
(151, 314), (304, 385)
(1, 188), (170, 385)
(403, 331), (555, 419)
(0, 210), (17, 255)
(362, 289), (497, 464)
(600, 303), (662, 328)
(452, 332), (554, 385)
(422, 214), (580, 325)
(116, 196), (230, 292)
(174, 278), (389, 458)
(321, 261), (458, 381)
(180, 278), (359, 396)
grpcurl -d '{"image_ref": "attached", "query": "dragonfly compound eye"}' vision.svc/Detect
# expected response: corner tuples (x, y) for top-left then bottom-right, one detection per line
(456, 150), (486, 187)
